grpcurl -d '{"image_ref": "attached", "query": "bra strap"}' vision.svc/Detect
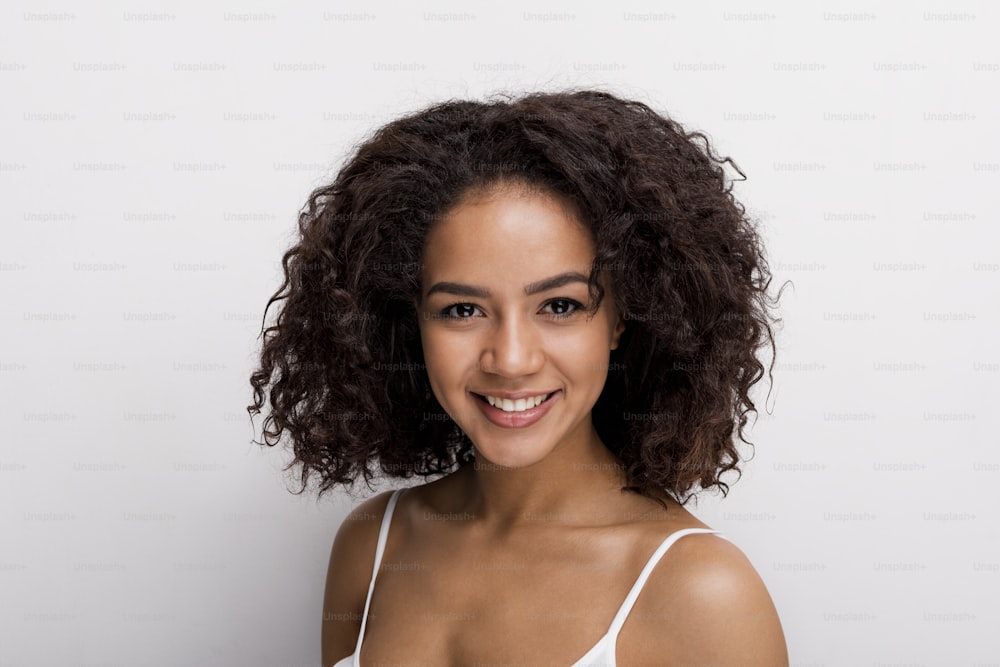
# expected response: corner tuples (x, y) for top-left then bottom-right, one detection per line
(607, 528), (728, 639)
(354, 488), (405, 654)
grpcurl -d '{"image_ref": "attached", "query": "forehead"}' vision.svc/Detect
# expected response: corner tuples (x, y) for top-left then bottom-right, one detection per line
(421, 184), (595, 280)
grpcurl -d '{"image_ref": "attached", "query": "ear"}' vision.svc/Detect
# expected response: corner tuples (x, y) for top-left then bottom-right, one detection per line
(611, 315), (625, 351)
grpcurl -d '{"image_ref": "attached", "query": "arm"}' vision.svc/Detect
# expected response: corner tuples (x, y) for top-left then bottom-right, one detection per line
(634, 533), (789, 666)
(321, 491), (396, 667)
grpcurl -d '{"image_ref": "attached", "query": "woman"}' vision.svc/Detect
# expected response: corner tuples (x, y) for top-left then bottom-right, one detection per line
(248, 89), (789, 665)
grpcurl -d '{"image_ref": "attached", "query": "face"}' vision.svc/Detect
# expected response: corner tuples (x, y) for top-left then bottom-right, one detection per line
(415, 182), (625, 469)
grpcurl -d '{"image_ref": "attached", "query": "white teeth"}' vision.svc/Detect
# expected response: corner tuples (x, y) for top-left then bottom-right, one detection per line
(485, 393), (551, 412)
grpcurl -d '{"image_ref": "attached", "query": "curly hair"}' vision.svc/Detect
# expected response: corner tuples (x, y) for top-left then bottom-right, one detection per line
(247, 88), (785, 510)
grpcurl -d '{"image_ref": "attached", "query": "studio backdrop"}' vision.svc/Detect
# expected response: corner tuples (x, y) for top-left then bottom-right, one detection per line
(2, 1), (997, 665)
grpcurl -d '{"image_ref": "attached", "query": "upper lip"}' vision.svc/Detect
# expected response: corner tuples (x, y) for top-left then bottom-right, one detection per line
(472, 389), (559, 400)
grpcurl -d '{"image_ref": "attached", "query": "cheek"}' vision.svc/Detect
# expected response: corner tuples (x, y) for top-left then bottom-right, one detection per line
(419, 330), (465, 385)
(548, 330), (610, 375)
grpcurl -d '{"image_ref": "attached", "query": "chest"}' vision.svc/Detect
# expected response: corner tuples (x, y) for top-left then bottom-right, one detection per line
(356, 527), (649, 666)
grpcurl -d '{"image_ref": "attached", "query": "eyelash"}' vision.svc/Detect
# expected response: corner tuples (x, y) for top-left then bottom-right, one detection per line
(436, 298), (584, 321)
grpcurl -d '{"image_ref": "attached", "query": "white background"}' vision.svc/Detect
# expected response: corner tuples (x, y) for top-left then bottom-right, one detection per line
(2, 1), (998, 665)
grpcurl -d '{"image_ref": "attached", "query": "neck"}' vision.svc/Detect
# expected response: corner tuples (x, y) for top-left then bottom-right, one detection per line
(456, 426), (629, 534)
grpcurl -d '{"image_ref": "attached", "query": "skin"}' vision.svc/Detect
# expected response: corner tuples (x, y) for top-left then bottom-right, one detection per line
(322, 181), (789, 666)
(415, 180), (628, 529)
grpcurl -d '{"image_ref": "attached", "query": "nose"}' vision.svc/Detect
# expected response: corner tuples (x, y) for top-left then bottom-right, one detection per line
(480, 312), (545, 378)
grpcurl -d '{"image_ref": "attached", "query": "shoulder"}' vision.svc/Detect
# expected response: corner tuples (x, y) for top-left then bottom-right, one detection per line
(320, 489), (400, 667)
(625, 530), (789, 666)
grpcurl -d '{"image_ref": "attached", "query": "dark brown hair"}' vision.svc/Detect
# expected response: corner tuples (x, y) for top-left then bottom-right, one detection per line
(248, 88), (786, 509)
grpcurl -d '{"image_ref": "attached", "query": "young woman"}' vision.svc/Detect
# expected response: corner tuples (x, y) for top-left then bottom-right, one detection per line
(248, 89), (789, 666)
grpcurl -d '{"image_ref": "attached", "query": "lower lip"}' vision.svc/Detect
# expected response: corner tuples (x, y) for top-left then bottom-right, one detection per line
(472, 390), (561, 429)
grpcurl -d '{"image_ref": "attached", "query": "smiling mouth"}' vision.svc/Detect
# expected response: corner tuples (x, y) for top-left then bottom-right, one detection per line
(472, 391), (559, 411)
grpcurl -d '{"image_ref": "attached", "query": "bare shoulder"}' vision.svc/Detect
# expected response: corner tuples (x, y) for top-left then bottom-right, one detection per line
(320, 489), (399, 667)
(626, 530), (789, 666)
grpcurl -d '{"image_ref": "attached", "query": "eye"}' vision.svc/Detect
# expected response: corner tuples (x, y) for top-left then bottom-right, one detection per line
(438, 303), (481, 319)
(435, 299), (584, 320)
(543, 298), (583, 318)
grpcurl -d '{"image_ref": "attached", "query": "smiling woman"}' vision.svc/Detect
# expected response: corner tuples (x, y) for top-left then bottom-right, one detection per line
(247, 89), (789, 666)
(416, 184), (627, 463)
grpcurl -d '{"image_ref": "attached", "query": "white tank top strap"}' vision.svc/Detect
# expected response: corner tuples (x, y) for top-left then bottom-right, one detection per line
(606, 527), (727, 639)
(354, 487), (405, 655)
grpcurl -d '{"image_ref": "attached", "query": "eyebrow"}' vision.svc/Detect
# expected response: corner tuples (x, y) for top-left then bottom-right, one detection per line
(425, 271), (590, 299)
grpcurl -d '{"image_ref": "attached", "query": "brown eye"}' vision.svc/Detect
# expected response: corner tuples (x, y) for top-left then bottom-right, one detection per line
(544, 299), (583, 317)
(439, 303), (480, 319)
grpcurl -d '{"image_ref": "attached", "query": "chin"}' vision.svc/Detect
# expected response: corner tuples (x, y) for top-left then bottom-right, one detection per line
(472, 445), (547, 471)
